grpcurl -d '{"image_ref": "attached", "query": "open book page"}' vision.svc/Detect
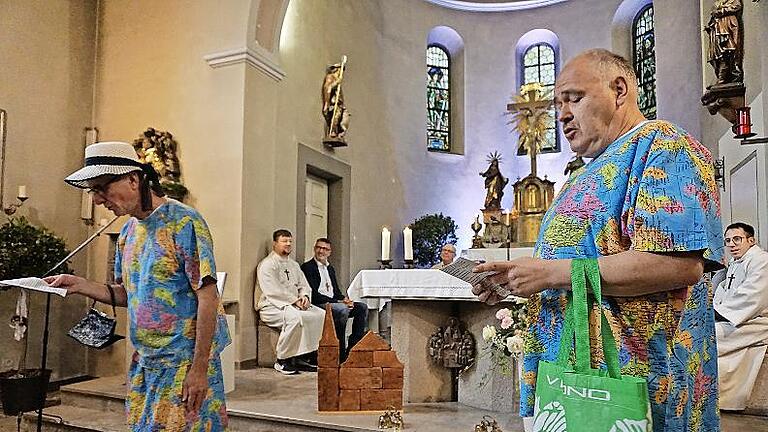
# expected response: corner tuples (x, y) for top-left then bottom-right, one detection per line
(439, 257), (511, 298)
(0, 277), (68, 297)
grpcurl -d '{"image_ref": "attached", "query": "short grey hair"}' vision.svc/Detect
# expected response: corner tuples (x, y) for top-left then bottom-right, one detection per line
(578, 48), (638, 90)
(442, 243), (457, 253)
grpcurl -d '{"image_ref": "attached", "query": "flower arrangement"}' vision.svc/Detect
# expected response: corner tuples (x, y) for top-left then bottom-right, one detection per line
(481, 299), (528, 377)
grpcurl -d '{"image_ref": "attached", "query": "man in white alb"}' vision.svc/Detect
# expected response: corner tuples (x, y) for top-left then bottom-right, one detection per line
(714, 222), (768, 410)
(255, 229), (325, 375)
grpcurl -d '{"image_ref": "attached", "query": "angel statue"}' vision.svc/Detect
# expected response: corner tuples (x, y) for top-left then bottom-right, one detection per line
(321, 56), (350, 146)
(479, 151), (508, 211)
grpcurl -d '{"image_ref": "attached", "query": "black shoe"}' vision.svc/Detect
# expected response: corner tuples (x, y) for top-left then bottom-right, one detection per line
(274, 359), (299, 375)
(294, 358), (318, 372)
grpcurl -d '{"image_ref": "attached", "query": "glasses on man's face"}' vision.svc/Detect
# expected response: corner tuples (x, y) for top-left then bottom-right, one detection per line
(315, 245), (331, 252)
(724, 236), (745, 246)
(86, 175), (123, 196)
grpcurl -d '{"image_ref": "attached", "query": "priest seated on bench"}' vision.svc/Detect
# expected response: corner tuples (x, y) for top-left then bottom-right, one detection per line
(255, 229), (325, 375)
(714, 222), (768, 410)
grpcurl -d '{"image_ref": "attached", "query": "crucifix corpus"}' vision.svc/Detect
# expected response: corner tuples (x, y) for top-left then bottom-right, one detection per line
(506, 82), (554, 178)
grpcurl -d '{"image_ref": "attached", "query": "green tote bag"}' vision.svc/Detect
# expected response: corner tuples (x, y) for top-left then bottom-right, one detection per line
(532, 259), (652, 432)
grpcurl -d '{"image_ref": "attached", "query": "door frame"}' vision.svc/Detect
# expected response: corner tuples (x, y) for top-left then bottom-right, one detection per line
(296, 144), (352, 287)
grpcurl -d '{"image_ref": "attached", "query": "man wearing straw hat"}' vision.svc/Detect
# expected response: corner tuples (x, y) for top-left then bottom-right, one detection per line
(45, 141), (231, 431)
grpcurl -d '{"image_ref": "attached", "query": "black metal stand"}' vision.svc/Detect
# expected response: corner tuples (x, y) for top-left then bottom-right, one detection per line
(741, 136), (768, 145)
(378, 259), (392, 270)
(33, 216), (119, 431)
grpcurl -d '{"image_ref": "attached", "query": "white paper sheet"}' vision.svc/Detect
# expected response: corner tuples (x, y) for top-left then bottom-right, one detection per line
(0, 277), (68, 297)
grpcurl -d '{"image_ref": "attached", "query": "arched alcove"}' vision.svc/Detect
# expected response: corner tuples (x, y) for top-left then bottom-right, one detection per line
(514, 28), (560, 89)
(611, 0), (653, 59)
(427, 26), (466, 155)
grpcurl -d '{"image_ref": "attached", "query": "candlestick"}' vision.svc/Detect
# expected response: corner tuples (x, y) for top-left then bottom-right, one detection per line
(17, 185), (28, 199)
(381, 227), (391, 261)
(403, 226), (413, 261)
(504, 209), (511, 226)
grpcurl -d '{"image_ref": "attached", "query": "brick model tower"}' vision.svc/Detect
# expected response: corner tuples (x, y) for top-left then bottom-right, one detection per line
(317, 304), (404, 411)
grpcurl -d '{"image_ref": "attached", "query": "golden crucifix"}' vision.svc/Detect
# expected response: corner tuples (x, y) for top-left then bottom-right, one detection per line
(506, 82), (554, 178)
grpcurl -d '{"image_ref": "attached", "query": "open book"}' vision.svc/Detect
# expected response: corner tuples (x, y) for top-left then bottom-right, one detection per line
(438, 257), (511, 298)
(0, 277), (68, 297)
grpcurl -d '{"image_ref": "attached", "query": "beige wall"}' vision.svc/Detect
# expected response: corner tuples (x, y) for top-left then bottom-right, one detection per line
(0, 0), (97, 381)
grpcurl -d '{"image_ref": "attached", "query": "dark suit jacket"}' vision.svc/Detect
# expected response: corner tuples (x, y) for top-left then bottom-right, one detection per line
(301, 259), (345, 306)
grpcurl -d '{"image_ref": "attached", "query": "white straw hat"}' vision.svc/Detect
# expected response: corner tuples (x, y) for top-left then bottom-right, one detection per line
(65, 141), (145, 189)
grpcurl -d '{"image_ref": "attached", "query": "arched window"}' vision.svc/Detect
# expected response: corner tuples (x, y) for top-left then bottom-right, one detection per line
(427, 45), (450, 152)
(633, 4), (657, 119)
(519, 43), (558, 155)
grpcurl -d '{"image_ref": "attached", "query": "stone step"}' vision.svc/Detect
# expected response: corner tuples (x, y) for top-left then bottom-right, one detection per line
(21, 405), (124, 432)
(59, 384), (125, 414)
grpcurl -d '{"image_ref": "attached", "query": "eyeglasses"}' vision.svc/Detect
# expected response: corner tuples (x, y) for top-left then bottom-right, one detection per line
(86, 175), (123, 196)
(315, 245), (331, 251)
(724, 236), (745, 246)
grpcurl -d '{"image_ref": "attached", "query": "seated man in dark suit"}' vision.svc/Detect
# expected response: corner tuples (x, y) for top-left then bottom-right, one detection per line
(301, 238), (368, 361)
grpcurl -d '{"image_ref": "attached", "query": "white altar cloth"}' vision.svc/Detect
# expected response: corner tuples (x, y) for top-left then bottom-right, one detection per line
(348, 269), (474, 308)
(461, 247), (534, 262)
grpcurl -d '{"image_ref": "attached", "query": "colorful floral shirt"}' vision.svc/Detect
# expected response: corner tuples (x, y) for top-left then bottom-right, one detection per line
(524, 121), (724, 431)
(115, 199), (231, 368)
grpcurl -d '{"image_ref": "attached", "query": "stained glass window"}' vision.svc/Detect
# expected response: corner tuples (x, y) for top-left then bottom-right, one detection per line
(519, 43), (558, 155)
(633, 4), (657, 120)
(427, 45), (450, 152)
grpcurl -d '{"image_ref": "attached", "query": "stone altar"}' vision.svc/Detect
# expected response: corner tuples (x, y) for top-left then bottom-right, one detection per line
(347, 269), (522, 412)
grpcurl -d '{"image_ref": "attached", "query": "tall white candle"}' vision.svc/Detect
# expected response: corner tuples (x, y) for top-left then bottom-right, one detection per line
(403, 226), (413, 261)
(381, 227), (391, 261)
(17, 185), (27, 199)
(504, 209), (511, 226)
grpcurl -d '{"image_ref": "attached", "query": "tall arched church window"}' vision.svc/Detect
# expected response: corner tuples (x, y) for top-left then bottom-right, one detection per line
(427, 45), (450, 152)
(519, 43), (558, 155)
(633, 4), (657, 120)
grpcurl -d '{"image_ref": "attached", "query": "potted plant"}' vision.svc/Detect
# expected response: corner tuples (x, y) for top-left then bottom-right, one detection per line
(0, 217), (70, 415)
(410, 213), (458, 268)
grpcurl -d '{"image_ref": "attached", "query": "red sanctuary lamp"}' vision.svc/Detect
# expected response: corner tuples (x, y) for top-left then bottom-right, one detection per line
(733, 106), (757, 139)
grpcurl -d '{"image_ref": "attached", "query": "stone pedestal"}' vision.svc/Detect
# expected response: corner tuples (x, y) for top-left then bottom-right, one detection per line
(457, 305), (519, 413)
(390, 300), (520, 412)
(390, 301), (454, 403)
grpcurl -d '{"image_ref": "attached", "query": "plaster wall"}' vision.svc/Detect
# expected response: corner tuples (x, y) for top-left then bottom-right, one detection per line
(91, 0), (251, 369)
(699, 0), (768, 238)
(0, 0), (95, 381)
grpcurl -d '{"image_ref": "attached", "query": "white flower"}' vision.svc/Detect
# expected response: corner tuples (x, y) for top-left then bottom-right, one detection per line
(482, 325), (497, 341)
(495, 308), (511, 320)
(506, 334), (524, 355)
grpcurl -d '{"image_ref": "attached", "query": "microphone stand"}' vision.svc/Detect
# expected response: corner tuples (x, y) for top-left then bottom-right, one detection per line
(35, 215), (119, 431)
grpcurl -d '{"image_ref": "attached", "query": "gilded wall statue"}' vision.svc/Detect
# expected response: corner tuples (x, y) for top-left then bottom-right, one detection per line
(321, 56), (350, 145)
(480, 152), (508, 211)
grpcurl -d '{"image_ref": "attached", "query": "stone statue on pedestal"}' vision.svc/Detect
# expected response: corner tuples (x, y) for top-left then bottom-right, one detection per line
(705, 0), (744, 87)
(479, 151), (508, 211)
(321, 56), (350, 147)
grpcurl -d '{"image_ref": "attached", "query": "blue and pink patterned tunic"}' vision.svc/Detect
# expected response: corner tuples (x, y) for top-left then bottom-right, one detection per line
(523, 120), (724, 431)
(115, 199), (231, 431)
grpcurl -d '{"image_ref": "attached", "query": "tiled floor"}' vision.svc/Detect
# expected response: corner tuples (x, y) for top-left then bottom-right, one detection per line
(3, 368), (768, 431)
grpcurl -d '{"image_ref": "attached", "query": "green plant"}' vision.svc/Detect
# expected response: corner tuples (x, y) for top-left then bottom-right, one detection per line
(0, 217), (71, 371)
(0, 217), (71, 280)
(410, 213), (458, 267)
